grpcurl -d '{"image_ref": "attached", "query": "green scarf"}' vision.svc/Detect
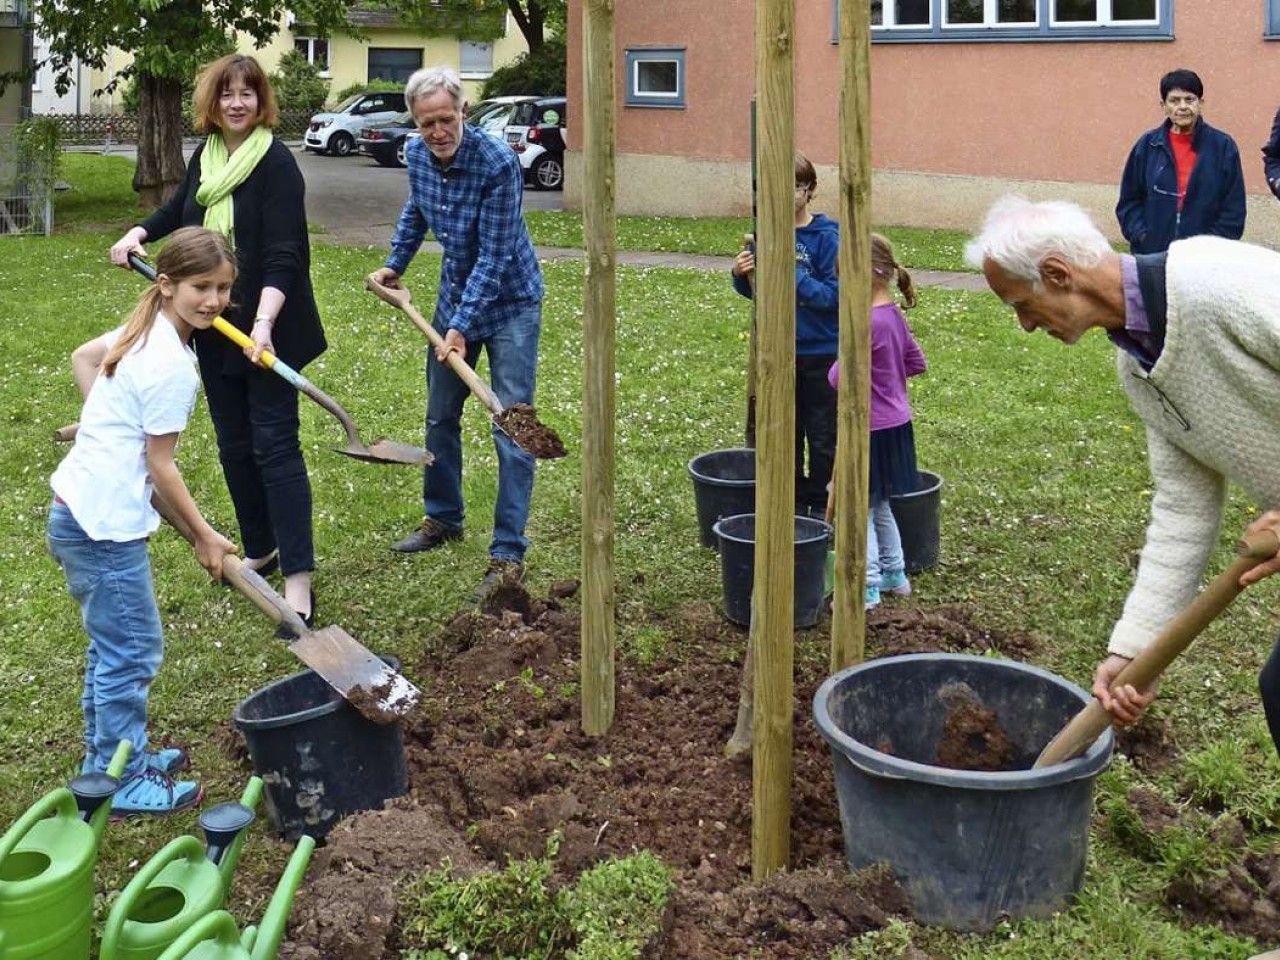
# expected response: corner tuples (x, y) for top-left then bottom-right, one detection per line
(195, 126), (273, 243)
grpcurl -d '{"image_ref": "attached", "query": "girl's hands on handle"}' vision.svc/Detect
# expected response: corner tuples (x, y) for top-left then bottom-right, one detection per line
(109, 227), (148, 268)
(1091, 654), (1158, 726)
(1240, 510), (1280, 586)
(732, 250), (755, 279)
(193, 529), (238, 581)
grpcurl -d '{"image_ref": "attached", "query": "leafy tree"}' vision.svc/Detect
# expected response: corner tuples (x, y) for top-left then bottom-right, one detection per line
(479, 35), (565, 98)
(505, 0), (565, 53)
(29, 0), (354, 207)
(270, 49), (330, 113)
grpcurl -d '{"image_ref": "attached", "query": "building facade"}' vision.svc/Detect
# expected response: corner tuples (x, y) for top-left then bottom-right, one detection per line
(565, 0), (1280, 242)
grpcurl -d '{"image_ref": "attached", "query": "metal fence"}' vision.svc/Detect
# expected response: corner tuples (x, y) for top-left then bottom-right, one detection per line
(43, 109), (314, 147)
(0, 125), (54, 237)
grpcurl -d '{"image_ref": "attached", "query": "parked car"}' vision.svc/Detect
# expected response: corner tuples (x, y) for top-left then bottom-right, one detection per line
(358, 112), (418, 167)
(504, 96), (566, 191)
(467, 95), (538, 139)
(305, 91), (408, 157)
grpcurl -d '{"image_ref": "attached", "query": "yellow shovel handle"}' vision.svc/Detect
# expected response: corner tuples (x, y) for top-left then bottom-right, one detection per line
(213, 318), (278, 369)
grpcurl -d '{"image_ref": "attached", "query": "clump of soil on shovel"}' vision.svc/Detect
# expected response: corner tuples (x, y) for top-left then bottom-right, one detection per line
(496, 402), (567, 459)
(934, 682), (1018, 772)
(278, 597), (1041, 960)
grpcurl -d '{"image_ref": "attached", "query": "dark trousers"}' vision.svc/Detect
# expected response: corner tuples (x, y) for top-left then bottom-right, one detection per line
(1260, 636), (1280, 757)
(202, 365), (315, 575)
(795, 354), (838, 516)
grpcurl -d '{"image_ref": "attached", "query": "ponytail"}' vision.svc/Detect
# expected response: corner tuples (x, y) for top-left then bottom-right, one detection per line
(102, 287), (164, 377)
(869, 232), (916, 308)
(895, 264), (917, 310)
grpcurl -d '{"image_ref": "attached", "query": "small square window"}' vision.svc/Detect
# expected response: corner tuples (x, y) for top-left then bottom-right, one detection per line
(625, 48), (685, 109)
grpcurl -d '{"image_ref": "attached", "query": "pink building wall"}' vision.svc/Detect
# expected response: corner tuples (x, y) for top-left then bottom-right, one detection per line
(566, 0), (1280, 230)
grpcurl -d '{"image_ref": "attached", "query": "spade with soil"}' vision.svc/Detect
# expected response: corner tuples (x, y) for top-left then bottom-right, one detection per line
(364, 276), (567, 460)
(222, 555), (421, 724)
(124, 255), (431, 467)
(1034, 528), (1280, 768)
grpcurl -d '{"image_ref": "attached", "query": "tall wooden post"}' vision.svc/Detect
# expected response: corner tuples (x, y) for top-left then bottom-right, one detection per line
(751, 0), (796, 880)
(830, 0), (872, 673)
(580, 0), (617, 736)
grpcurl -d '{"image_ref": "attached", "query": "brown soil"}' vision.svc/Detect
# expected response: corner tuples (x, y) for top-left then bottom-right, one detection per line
(933, 682), (1018, 772)
(1166, 843), (1280, 944)
(344, 679), (407, 727)
(1114, 714), (1180, 773)
(1129, 786), (1182, 835)
(496, 402), (567, 459)
(280, 594), (1037, 960)
(866, 604), (1039, 660)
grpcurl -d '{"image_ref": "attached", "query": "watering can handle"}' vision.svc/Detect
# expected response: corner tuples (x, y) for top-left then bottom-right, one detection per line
(154, 910), (241, 960)
(250, 835), (316, 960)
(100, 836), (206, 960)
(0, 790), (79, 874)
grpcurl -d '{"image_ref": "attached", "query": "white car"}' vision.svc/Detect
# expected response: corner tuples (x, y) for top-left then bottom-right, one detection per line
(504, 97), (566, 191)
(467, 95), (537, 138)
(305, 91), (408, 157)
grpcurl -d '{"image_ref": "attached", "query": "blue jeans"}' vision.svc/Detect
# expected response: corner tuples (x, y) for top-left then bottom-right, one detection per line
(47, 502), (160, 778)
(866, 497), (905, 585)
(424, 302), (540, 562)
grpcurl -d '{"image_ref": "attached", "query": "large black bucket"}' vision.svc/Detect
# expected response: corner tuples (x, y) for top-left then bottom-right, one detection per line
(688, 448), (756, 550)
(713, 513), (831, 628)
(813, 653), (1112, 931)
(232, 659), (408, 840)
(890, 469), (942, 573)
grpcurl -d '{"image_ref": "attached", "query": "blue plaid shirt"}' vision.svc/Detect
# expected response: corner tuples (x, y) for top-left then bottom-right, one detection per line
(385, 125), (543, 339)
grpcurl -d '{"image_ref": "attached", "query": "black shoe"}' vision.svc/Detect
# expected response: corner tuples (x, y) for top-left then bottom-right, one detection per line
(391, 517), (463, 553)
(473, 559), (525, 604)
(274, 590), (316, 639)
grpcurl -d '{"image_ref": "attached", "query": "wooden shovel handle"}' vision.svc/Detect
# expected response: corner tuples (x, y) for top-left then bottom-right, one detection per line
(221, 555), (310, 638)
(1034, 529), (1280, 768)
(364, 276), (504, 416)
(54, 422), (78, 442)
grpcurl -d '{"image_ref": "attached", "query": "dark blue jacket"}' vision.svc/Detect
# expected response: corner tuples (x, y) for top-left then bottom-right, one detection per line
(1116, 119), (1246, 254)
(732, 213), (840, 356)
(1259, 106), (1280, 198)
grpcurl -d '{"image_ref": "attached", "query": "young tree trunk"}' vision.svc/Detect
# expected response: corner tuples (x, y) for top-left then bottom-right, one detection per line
(133, 71), (186, 209)
(507, 0), (545, 53)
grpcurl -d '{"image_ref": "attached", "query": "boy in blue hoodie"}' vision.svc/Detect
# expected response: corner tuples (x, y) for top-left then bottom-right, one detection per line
(731, 152), (840, 516)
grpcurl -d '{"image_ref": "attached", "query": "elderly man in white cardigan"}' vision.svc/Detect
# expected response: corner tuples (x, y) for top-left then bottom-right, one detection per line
(966, 197), (1280, 768)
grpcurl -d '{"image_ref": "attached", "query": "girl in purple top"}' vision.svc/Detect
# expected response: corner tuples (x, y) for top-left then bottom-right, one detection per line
(828, 233), (927, 608)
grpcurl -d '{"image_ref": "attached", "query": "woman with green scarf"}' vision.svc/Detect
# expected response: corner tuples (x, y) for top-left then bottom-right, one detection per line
(110, 53), (326, 632)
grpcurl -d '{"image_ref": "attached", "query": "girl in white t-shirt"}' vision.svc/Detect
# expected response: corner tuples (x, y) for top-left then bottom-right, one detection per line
(49, 227), (237, 816)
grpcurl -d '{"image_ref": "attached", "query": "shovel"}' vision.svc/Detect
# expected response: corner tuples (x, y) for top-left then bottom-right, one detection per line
(1034, 528), (1280, 768)
(222, 554), (420, 723)
(122, 254), (432, 467)
(364, 276), (567, 460)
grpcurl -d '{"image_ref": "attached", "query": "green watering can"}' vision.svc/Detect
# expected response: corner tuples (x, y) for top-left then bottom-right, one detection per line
(153, 836), (316, 960)
(100, 778), (265, 960)
(0, 740), (132, 960)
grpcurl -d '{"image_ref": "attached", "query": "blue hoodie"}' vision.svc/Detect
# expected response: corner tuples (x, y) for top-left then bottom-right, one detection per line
(732, 213), (840, 356)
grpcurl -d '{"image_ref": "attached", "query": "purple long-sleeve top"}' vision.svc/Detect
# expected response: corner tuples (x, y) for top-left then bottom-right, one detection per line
(827, 303), (927, 431)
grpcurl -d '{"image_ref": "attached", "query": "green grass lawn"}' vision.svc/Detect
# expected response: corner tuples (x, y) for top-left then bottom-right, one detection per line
(2, 159), (1277, 957)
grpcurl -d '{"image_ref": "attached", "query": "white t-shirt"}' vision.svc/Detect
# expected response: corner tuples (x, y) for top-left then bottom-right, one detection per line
(51, 313), (200, 542)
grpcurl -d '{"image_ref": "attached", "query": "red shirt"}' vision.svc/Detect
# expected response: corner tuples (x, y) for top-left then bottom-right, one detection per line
(1169, 128), (1197, 211)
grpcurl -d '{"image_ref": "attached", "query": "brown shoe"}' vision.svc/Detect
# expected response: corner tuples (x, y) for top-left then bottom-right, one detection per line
(390, 517), (463, 553)
(473, 559), (525, 604)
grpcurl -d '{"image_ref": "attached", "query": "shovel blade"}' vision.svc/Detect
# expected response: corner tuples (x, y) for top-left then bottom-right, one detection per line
(336, 439), (433, 466)
(288, 625), (421, 723)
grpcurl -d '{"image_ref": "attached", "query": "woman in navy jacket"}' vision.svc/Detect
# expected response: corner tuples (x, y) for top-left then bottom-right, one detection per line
(1116, 69), (1245, 254)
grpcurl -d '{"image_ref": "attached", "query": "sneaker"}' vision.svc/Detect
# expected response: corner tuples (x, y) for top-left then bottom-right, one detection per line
(474, 558), (525, 604)
(879, 568), (912, 597)
(81, 745), (189, 776)
(390, 517), (463, 554)
(864, 584), (881, 610)
(111, 768), (202, 817)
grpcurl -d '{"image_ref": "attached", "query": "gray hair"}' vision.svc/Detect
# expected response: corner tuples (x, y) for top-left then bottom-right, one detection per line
(964, 195), (1112, 286)
(404, 65), (464, 111)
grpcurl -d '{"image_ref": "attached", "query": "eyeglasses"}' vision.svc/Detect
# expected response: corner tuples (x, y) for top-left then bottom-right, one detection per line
(1129, 370), (1189, 432)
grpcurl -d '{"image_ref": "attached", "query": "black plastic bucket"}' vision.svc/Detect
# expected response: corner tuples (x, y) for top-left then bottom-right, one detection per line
(688, 448), (756, 550)
(712, 513), (832, 628)
(232, 659), (408, 840)
(813, 653), (1112, 931)
(889, 469), (942, 573)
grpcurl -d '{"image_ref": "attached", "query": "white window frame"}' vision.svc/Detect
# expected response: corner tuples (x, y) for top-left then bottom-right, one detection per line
(942, 0), (1038, 29)
(875, 0), (934, 30)
(294, 36), (330, 77)
(459, 40), (494, 79)
(1049, 0), (1158, 27)
(624, 48), (685, 109)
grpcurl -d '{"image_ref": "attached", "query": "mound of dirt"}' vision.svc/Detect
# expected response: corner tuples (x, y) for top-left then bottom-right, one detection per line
(933, 682), (1017, 772)
(281, 590), (1036, 959)
(1115, 714), (1179, 772)
(867, 605), (1039, 660)
(1166, 845), (1280, 944)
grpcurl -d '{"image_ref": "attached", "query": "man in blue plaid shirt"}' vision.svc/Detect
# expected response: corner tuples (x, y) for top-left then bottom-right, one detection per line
(369, 65), (544, 601)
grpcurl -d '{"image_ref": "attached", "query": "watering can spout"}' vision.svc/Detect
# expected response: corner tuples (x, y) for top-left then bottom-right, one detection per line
(68, 772), (119, 823)
(201, 777), (264, 889)
(251, 835), (315, 960)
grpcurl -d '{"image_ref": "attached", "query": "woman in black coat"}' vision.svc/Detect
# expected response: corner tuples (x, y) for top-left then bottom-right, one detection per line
(110, 54), (325, 629)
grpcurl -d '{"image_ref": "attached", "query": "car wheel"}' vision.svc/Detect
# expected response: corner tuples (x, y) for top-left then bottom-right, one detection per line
(532, 154), (563, 191)
(394, 139), (407, 168)
(329, 132), (355, 157)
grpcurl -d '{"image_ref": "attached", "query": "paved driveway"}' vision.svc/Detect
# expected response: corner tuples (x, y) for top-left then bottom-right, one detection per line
(294, 145), (564, 248)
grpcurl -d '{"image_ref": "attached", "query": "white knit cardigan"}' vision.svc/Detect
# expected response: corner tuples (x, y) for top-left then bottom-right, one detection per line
(1110, 235), (1280, 658)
